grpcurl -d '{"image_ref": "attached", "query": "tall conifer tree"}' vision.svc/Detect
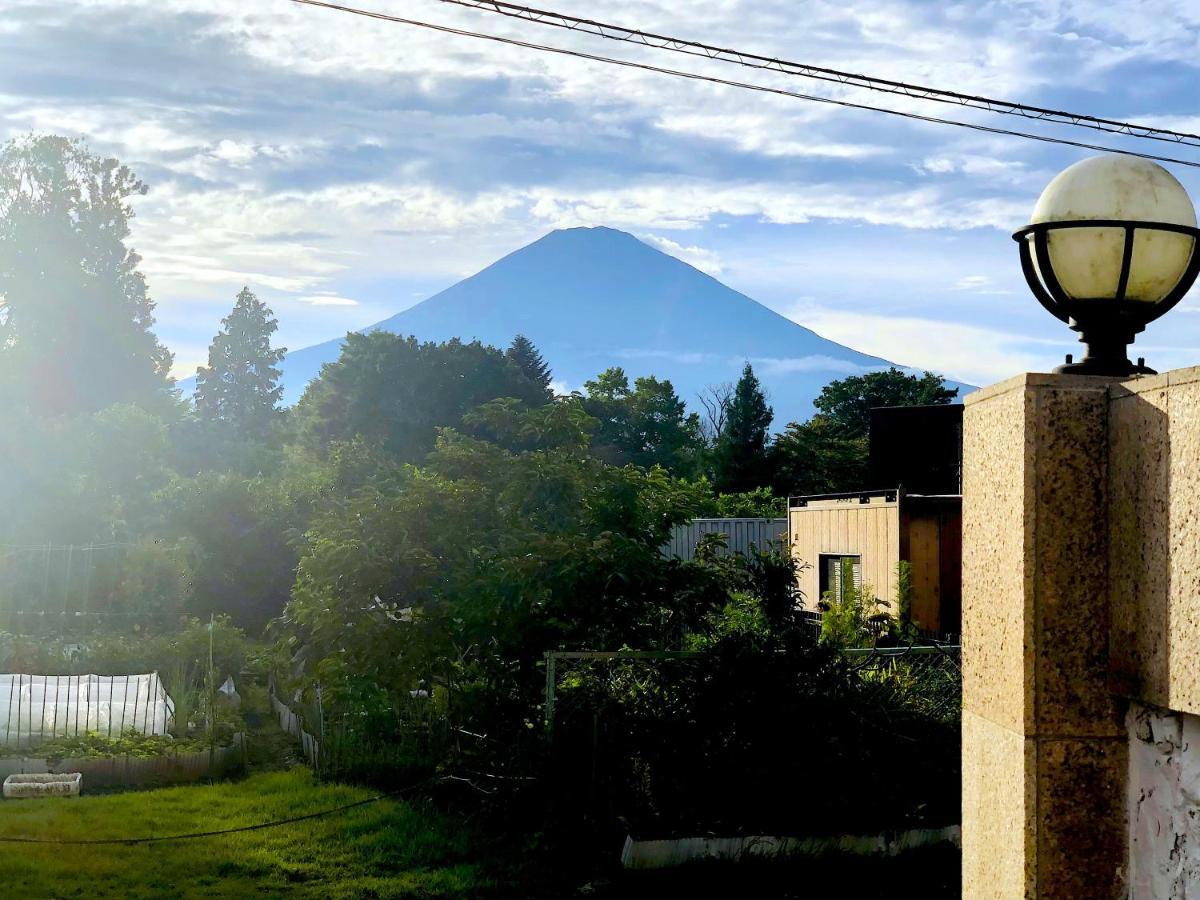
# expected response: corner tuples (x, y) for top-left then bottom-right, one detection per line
(506, 334), (554, 401)
(712, 362), (773, 493)
(194, 287), (285, 436)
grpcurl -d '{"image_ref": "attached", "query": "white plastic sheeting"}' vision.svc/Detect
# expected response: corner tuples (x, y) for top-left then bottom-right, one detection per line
(0, 673), (174, 746)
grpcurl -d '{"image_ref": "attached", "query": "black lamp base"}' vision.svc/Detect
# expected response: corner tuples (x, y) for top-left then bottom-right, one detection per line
(1053, 349), (1155, 378)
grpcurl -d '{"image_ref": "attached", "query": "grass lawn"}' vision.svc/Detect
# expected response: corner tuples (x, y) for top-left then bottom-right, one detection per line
(0, 768), (490, 898)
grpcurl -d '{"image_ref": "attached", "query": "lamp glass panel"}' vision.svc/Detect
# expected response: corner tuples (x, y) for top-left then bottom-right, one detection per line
(1127, 231), (1194, 302)
(1039, 226), (1123, 300)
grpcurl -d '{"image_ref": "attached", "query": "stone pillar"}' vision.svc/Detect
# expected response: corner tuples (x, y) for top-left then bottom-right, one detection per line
(962, 374), (1128, 898)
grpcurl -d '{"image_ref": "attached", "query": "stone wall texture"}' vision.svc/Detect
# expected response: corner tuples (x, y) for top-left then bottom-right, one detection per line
(963, 373), (1127, 899)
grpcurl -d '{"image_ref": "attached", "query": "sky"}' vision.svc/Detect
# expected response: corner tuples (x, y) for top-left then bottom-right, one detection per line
(3, 0), (1200, 388)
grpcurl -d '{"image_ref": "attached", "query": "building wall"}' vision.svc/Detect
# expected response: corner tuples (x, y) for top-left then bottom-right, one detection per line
(902, 499), (963, 635)
(662, 518), (787, 561)
(788, 497), (899, 612)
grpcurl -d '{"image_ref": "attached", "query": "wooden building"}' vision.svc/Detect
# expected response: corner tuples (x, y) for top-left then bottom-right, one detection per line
(787, 490), (961, 635)
(789, 405), (964, 637)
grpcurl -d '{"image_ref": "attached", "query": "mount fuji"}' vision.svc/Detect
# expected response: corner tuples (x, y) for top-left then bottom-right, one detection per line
(213, 227), (971, 427)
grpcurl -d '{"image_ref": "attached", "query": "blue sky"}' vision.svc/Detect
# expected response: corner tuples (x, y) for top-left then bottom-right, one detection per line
(3, 0), (1200, 387)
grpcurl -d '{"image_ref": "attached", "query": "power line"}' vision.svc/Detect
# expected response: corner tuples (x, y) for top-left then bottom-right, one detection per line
(289, 0), (1200, 170)
(431, 0), (1200, 151)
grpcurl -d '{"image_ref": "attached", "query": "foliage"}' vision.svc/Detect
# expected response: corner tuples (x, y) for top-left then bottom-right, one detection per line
(0, 617), (249, 681)
(194, 286), (286, 438)
(693, 484), (784, 519)
(550, 626), (958, 836)
(896, 559), (914, 628)
(295, 332), (550, 461)
(162, 470), (318, 630)
(811, 366), (957, 442)
(772, 368), (956, 496)
(710, 362), (772, 493)
(818, 559), (892, 648)
(0, 403), (175, 544)
(505, 334), (554, 401)
(771, 415), (869, 495)
(1, 729), (222, 761)
(0, 135), (173, 416)
(581, 367), (705, 476)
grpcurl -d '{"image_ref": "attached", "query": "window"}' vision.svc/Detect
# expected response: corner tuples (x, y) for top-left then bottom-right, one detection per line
(819, 554), (862, 603)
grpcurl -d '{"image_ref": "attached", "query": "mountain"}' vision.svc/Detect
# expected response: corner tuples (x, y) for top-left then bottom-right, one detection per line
(198, 227), (971, 427)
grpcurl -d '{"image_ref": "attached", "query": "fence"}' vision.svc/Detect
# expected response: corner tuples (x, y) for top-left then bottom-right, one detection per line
(842, 643), (962, 723)
(0, 672), (173, 747)
(544, 643), (961, 734)
(0, 733), (245, 789)
(269, 678), (321, 770)
(541, 643), (962, 832)
(662, 518), (787, 561)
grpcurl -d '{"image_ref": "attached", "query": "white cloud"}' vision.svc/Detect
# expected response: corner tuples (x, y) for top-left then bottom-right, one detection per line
(952, 274), (1015, 295)
(298, 294), (359, 307)
(638, 234), (725, 275)
(750, 355), (876, 376)
(788, 303), (1054, 385)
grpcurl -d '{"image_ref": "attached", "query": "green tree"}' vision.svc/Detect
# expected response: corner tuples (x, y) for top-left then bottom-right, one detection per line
(773, 368), (956, 496)
(711, 363), (773, 493)
(296, 333), (548, 462)
(0, 135), (173, 416)
(812, 367), (956, 441)
(194, 287), (286, 437)
(506, 334), (554, 401)
(582, 367), (705, 475)
(771, 416), (868, 496)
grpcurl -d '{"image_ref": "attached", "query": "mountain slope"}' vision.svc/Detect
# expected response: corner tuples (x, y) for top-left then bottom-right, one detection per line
(254, 227), (971, 427)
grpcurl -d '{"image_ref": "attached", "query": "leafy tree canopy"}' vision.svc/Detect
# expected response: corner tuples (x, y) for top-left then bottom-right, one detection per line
(295, 332), (549, 462)
(581, 367), (705, 476)
(812, 367), (956, 441)
(0, 135), (173, 416)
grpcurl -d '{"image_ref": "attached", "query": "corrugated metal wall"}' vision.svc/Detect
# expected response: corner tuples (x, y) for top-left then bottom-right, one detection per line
(663, 518), (788, 561)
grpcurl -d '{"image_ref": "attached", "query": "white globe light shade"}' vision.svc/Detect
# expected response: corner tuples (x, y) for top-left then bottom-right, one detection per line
(1030, 155), (1197, 303)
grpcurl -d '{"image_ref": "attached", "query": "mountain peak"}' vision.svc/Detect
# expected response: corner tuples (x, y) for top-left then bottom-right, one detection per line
(252, 228), (968, 424)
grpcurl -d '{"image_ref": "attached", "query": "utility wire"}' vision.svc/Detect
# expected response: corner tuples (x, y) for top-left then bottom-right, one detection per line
(431, 0), (1200, 151)
(289, 0), (1200, 169)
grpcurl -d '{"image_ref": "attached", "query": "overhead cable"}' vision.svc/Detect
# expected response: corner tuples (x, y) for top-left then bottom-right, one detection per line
(431, 0), (1200, 150)
(288, 0), (1200, 169)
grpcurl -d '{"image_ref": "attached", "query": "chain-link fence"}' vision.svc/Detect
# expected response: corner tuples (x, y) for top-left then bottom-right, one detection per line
(544, 644), (961, 734)
(843, 643), (962, 723)
(542, 642), (962, 834)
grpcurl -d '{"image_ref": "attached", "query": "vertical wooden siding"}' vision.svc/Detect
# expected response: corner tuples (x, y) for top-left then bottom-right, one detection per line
(788, 500), (900, 612)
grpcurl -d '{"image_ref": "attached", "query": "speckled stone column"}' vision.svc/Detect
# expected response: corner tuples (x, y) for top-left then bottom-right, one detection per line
(962, 374), (1128, 899)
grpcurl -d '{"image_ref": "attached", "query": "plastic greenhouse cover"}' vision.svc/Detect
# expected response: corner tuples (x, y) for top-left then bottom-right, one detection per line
(0, 673), (174, 746)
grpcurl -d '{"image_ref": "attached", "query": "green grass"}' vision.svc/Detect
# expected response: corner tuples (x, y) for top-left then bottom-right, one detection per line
(0, 768), (490, 898)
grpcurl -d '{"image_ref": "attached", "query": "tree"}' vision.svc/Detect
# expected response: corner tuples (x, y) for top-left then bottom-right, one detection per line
(0, 135), (173, 416)
(771, 416), (868, 496)
(698, 381), (734, 444)
(582, 367), (705, 475)
(772, 368), (955, 496)
(506, 334), (554, 401)
(812, 367), (956, 441)
(194, 287), (286, 437)
(711, 363), (773, 493)
(295, 332), (549, 462)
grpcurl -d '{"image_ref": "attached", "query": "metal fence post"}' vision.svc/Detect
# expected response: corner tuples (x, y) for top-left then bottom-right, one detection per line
(544, 652), (556, 738)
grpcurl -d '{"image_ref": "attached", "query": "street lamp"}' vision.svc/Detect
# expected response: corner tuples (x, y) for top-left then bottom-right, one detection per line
(1013, 155), (1200, 376)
